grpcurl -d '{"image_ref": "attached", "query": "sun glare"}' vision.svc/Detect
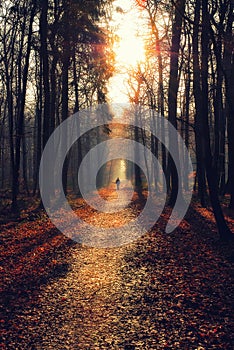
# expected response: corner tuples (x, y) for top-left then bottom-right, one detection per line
(114, 33), (145, 68)
(108, 0), (146, 103)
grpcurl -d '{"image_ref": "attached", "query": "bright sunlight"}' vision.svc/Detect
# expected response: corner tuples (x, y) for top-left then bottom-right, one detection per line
(108, 0), (146, 103)
(113, 23), (145, 68)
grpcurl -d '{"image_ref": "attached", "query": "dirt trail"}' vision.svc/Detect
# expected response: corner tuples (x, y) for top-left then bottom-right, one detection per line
(0, 191), (233, 349)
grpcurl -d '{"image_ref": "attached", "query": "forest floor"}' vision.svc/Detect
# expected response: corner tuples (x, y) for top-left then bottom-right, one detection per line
(0, 189), (234, 349)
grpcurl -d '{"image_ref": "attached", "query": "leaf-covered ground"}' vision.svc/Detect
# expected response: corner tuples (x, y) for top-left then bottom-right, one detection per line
(0, 190), (234, 349)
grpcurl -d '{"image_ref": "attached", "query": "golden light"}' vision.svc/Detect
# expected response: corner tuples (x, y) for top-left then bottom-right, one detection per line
(114, 28), (145, 68)
(108, 0), (147, 103)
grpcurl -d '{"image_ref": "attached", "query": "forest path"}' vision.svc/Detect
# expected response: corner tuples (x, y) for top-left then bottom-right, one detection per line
(0, 190), (233, 349)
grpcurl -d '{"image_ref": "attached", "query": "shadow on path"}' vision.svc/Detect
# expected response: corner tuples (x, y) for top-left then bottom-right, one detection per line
(0, 192), (233, 349)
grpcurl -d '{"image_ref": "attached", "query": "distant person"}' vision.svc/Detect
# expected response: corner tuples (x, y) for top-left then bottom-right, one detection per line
(115, 177), (120, 190)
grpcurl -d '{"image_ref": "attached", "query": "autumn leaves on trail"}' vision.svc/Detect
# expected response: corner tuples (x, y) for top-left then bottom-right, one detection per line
(0, 190), (233, 349)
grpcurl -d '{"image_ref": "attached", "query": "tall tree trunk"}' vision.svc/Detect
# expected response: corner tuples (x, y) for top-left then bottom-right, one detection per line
(61, 0), (71, 196)
(33, 54), (42, 196)
(40, 0), (51, 149)
(73, 49), (82, 194)
(200, 0), (232, 239)
(22, 120), (30, 196)
(167, 0), (186, 207)
(223, 1), (234, 209)
(148, 11), (167, 187)
(6, 75), (16, 211)
(39, 0), (52, 208)
(192, 0), (207, 206)
(3, 17), (18, 211)
(211, 30), (225, 194)
(12, 3), (36, 211)
(183, 61), (191, 192)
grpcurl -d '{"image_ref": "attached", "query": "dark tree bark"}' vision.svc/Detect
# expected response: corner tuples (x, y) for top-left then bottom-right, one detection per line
(210, 24), (226, 194)
(40, 0), (51, 149)
(167, 0), (186, 207)
(11, 3), (36, 211)
(184, 64), (191, 192)
(223, 0), (234, 209)
(200, 0), (232, 239)
(39, 0), (52, 208)
(61, 0), (71, 197)
(72, 49), (82, 194)
(192, 0), (207, 207)
(147, 9), (167, 186)
(33, 53), (42, 196)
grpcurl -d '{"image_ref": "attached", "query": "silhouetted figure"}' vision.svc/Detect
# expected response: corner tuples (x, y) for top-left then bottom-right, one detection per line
(115, 177), (120, 190)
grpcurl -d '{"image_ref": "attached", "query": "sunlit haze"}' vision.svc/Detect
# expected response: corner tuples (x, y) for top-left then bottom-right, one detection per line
(108, 0), (146, 103)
